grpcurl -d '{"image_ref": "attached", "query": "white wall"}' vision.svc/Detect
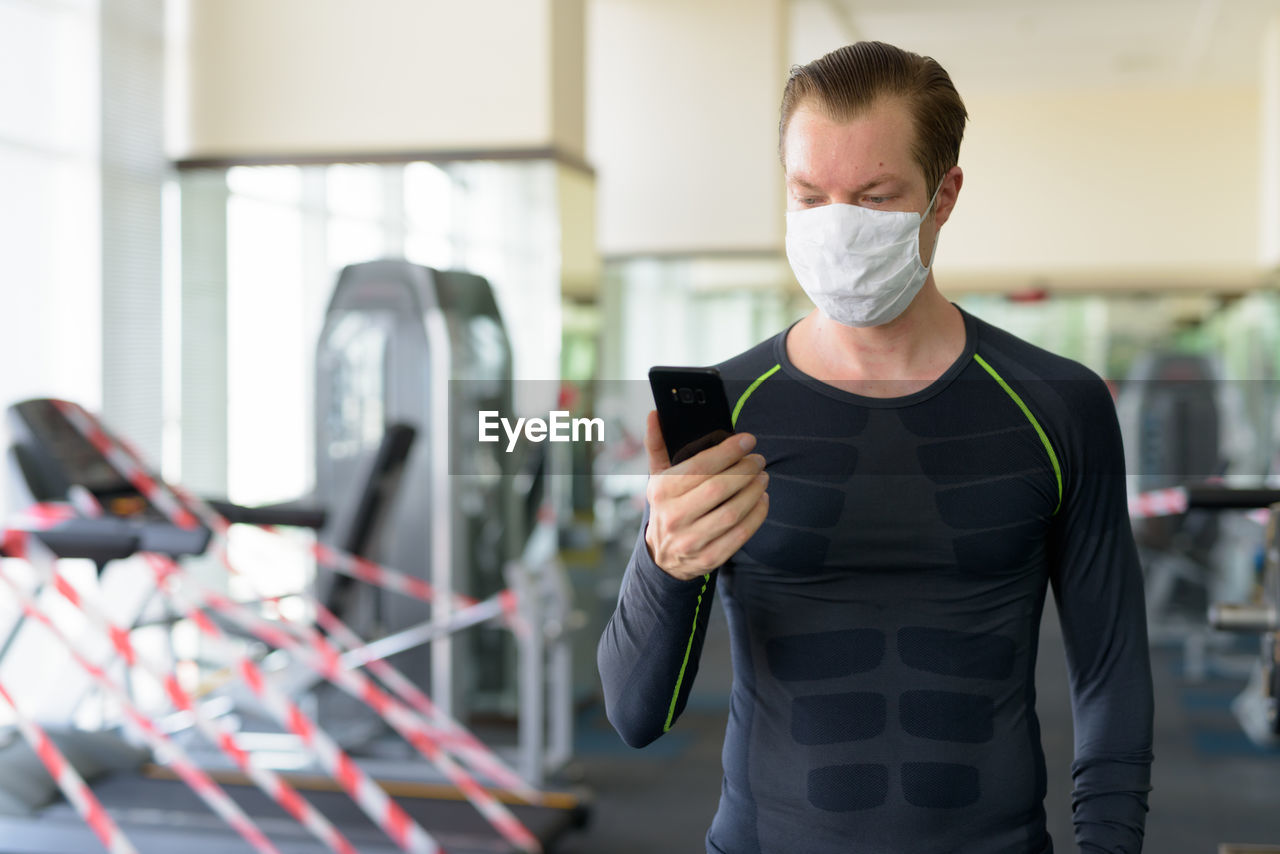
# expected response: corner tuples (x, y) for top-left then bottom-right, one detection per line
(589, 2), (1267, 291)
(587, 0), (788, 255)
(938, 85), (1261, 291)
(178, 0), (583, 158)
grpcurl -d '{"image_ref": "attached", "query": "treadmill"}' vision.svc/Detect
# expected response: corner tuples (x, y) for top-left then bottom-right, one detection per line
(0, 398), (588, 853)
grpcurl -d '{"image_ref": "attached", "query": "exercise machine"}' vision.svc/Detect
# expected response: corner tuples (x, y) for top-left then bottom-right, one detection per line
(0, 260), (589, 852)
(314, 260), (527, 725)
(0, 396), (587, 852)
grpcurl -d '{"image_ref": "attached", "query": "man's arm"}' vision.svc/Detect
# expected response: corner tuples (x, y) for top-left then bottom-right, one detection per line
(1048, 377), (1154, 854)
(598, 412), (767, 748)
(597, 504), (719, 748)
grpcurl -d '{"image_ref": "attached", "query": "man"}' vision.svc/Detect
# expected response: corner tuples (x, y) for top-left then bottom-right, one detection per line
(598, 41), (1153, 854)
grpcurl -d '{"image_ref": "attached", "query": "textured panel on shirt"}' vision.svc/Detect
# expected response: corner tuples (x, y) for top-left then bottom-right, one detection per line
(741, 521), (831, 571)
(765, 629), (885, 681)
(791, 692), (886, 745)
(807, 763), (889, 812)
(917, 429), (1043, 480)
(758, 475), (847, 528)
(902, 762), (980, 808)
(952, 519), (1047, 573)
(934, 475), (1051, 529)
(896, 375), (1026, 437)
(900, 690), (995, 744)
(898, 627), (1016, 680)
(734, 377), (871, 438)
(754, 437), (861, 484)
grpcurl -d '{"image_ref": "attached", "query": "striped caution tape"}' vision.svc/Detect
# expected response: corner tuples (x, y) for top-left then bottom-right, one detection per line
(203, 532), (535, 799)
(311, 601), (537, 799)
(63, 398), (520, 633)
(248, 589), (535, 800)
(7, 503), (78, 530)
(1128, 487), (1189, 519)
(45, 566), (359, 854)
(0, 557), (282, 854)
(1128, 486), (1272, 524)
(52, 401), (540, 848)
(135, 554), (444, 854)
(210, 516), (516, 631)
(0, 527), (29, 559)
(182, 577), (542, 853)
(53, 401), (198, 530)
(0, 680), (140, 854)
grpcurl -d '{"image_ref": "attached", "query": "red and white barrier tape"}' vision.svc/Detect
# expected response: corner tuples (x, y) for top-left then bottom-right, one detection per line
(1128, 487), (1189, 519)
(311, 601), (537, 800)
(185, 582), (541, 853)
(46, 568), (359, 854)
(1128, 487), (1272, 524)
(7, 503), (78, 530)
(54, 401), (198, 530)
(0, 527), (30, 559)
(92, 400), (520, 631)
(206, 533), (533, 799)
(53, 401), (539, 849)
(211, 515), (506, 627)
(311, 540), (480, 612)
(248, 589), (534, 800)
(0, 680), (140, 854)
(4, 504), (515, 644)
(136, 554), (443, 854)
(0, 560), (282, 854)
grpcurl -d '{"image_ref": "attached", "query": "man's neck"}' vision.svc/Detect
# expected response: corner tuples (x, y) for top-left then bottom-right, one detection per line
(786, 278), (967, 399)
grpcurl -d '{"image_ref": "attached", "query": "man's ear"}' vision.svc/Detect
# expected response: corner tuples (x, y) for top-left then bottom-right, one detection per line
(933, 166), (964, 229)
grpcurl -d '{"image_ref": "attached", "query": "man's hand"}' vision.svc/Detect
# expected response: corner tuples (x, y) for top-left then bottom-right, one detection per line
(643, 410), (769, 581)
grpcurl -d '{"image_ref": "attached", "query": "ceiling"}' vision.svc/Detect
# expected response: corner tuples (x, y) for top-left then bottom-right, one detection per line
(790, 0), (1280, 94)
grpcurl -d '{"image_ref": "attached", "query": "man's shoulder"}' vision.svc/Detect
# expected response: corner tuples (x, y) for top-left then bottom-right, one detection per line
(967, 309), (1118, 440)
(711, 328), (788, 396)
(970, 310), (1100, 386)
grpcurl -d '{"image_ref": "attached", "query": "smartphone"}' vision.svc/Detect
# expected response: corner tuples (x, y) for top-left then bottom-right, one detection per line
(649, 366), (735, 465)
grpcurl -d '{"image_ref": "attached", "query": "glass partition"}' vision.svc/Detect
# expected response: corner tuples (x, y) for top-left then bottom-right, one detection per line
(212, 158), (563, 506)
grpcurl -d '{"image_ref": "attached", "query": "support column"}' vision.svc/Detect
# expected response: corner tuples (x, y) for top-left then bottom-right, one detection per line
(1259, 15), (1280, 270)
(178, 170), (229, 493)
(101, 0), (166, 461)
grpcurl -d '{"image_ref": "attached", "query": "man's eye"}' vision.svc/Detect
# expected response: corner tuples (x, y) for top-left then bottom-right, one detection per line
(864, 195), (890, 205)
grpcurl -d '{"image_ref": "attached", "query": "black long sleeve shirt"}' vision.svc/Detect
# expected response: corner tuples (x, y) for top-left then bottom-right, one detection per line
(598, 307), (1153, 854)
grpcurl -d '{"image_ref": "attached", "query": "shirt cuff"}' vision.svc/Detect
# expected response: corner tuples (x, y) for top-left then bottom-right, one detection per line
(629, 511), (712, 598)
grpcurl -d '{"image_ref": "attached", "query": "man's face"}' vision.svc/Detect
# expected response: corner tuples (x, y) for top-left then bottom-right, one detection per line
(782, 97), (954, 266)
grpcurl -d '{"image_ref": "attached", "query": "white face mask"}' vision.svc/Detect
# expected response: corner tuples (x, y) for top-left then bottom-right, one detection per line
(785, 180), (944, 328)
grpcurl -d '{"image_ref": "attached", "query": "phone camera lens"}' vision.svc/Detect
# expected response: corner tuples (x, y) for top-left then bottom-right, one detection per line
(679, 387), (694, 403)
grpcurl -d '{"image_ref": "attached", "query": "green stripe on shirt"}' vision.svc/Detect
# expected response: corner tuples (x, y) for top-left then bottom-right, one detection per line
(972, 353), (1063, 514)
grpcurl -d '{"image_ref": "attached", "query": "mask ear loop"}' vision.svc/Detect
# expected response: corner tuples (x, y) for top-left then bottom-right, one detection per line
(919, 176), (947, 269)
(922, 176), (946, 220)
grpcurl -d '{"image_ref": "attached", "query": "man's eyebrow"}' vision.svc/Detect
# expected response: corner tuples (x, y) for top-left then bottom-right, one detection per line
(786, 173), (902, 194)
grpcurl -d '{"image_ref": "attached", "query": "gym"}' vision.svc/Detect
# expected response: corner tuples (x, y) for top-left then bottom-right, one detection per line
(1, 1), (1278, 853)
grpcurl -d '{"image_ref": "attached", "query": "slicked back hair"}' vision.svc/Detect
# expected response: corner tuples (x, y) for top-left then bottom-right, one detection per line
(779, 41), (968, 193)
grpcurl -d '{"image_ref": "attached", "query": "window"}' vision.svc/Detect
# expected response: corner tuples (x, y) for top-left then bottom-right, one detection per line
(0, 0), (102, 725)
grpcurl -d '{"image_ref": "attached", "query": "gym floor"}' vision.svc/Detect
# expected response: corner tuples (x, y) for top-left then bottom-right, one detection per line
(557, 601), (1280, 853)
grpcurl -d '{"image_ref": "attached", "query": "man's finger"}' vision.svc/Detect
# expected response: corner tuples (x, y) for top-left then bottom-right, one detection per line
(681, 470), (768, 553)
(670, 454), (766, 527)
(645, 410), (671, 475)
(700, 492), (770, 569)
(668, 431), (757, 479)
